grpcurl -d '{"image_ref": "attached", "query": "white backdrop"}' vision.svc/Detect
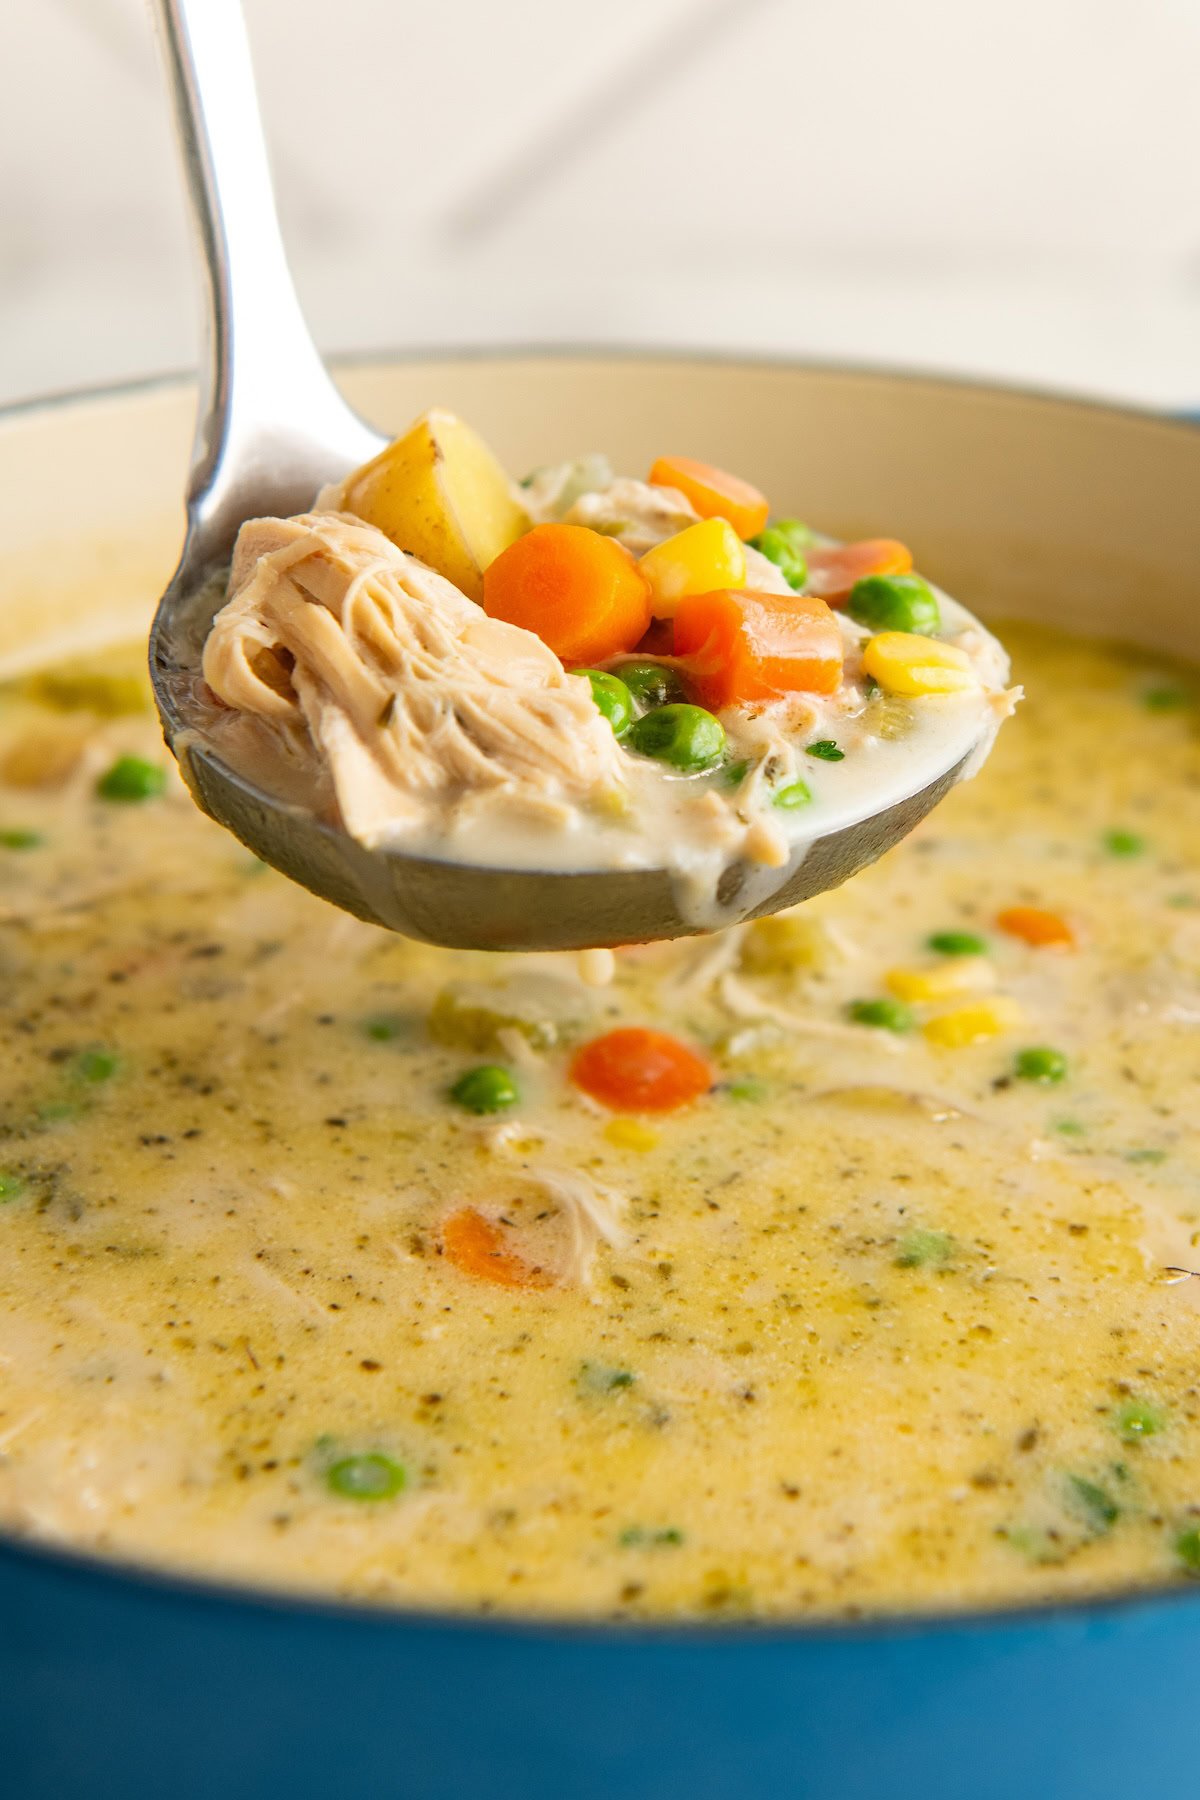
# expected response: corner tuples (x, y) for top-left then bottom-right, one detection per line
(3, 0), (1200, 409)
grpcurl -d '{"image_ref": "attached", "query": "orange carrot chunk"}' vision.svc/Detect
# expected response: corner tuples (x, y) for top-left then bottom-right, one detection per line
(996, 905), (1078, 950)
(571, 1027), (713, 1113)
(648, 457), (769, 541)
(441, 1207), (555, 1290)
(806, 539), (913, 606)
(482, 522), (652, 666)
(672, 589), (843, 710)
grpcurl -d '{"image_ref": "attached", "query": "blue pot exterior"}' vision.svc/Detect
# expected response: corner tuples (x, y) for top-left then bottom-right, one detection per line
(2, 1535), (1195, 1800)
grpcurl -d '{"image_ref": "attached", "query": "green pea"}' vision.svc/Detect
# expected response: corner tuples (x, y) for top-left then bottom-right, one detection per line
(0, 1171), (26, 1204)
(752, 526), (807, 591)
(326, 1453), (406, 1502)
(847, 573), (941, 635)
(1103, 829), (1146, 858)
(72, 1047), (120, 1085)
(847, 997), (915, 1033)
(772, 779), (812, 810)
(927, 930), (987, 957)
(722, 759), (752, 787)
(1175, 1527), (1200, 1574)
(96, 756), (166, 803)
(449, 1065), (519, 1114)
(1114, 1399), (1166, 1442)
(806, 740), (844, 762)
(1065, 1475), (1119, 1533)
(362, 1013), (409, 1043)
(627, 704), (725, 772)
(618, 661), (686, 711)
(0, 828), (42, 850)
(1014, 1046), (1068, 1084)
(751, 518), (814, 558)
(895, 1228), (954, 1269)
(574, 669), (634, 737)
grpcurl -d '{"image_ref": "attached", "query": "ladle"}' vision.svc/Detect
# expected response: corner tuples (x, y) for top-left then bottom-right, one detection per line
(149, 0), (978, 951)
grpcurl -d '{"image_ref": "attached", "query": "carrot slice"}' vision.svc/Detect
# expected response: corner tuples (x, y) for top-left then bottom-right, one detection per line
(570, 1027), (713, 1113)
(996, 906), (1077, 950)
(806, 539), (913, 606)
(481, 523), (652, 666)
(441, 1207), (555, 1289)
(648, 457), (769, 541)
(672, 589), (843, 710)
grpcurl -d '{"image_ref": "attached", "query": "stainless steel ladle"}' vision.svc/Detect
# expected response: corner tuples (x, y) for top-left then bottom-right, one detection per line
(148, 0), (975, 952)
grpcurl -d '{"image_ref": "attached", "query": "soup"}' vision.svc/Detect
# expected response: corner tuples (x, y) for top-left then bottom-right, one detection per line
(179, 415), (1009, 928)
(0, 623), (1197, 1619)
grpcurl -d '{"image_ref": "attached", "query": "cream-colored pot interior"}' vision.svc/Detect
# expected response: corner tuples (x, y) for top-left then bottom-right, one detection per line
(1, 356), (1198, 673)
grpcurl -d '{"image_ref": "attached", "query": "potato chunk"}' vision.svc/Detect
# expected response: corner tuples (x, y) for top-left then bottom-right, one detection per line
(335, 409), (529, 602)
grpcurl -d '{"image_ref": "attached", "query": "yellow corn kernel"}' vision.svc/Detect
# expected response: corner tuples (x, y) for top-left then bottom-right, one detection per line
(886, 958), (995, 1003)
(863, 632), (978, 697)
(922, 997), (1023, 1047)
(639, 518), (745, 617)
(603, 1118), (660, 1152)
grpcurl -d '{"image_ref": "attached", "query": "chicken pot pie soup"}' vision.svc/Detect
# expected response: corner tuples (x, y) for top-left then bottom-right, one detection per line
(183, 413), (1014, 927)
(1, 617), (1198, 1620)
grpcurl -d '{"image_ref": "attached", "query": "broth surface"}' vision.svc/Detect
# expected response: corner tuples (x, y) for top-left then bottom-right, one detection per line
(1, 624), (1198, 1619)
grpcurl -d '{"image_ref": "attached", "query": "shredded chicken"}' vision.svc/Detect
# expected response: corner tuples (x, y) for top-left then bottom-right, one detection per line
(559, 478), (699, 556)
(203, 512), (625, 846)
(523, 1167), (629, 1287)
(665, 925), (748, 998)
(476, 1116), (630, 1288)
(555, 476), (793, 597)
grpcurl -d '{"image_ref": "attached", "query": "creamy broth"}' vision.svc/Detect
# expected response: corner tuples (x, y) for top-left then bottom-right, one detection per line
(0, 624), (1198, 1619)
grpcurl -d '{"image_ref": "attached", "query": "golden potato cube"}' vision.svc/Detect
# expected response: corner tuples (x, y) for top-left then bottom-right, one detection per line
(336, 409), (530, 602)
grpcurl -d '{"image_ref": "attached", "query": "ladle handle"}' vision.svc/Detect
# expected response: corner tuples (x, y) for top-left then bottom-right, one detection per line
(152, 0), (380, 558)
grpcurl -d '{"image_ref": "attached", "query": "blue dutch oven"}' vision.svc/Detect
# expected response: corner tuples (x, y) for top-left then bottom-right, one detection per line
(1, 353), (1198, 1798)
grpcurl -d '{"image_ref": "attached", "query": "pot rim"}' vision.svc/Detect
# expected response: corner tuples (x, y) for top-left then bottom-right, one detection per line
(0, 343), (1196, 438)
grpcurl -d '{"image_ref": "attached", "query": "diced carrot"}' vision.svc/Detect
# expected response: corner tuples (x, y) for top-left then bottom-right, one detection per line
(672, 589), (843, 710)
(481, 523), (652, 666)
(648, 457), (769, 541)
(441, 1207), (555, 1290)
(570, 1027), (713, 1113)
(996, 905), (1078, 950)
(806, 539), (913, 606)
